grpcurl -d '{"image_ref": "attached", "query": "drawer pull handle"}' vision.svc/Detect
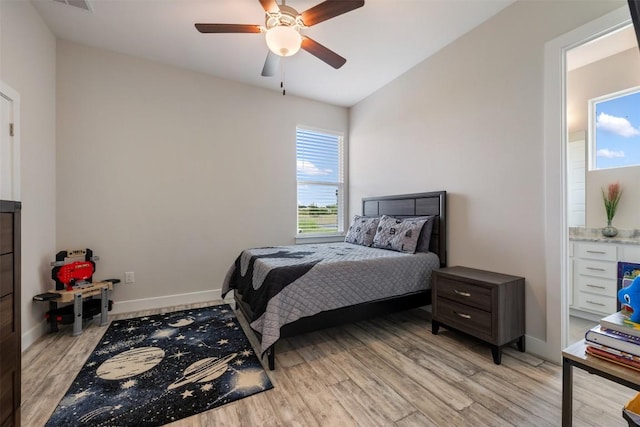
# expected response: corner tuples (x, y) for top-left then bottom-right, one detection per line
(586, 267), (606, 272)
(455, 312), (472, 319)
(453, 290), (471, 297)
(586, 300), (605, 307)
(586, 250), (606, 254)
(586, 284), (606, 289)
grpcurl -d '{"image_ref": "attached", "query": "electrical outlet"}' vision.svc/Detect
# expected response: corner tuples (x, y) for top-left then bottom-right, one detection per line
(125, 272), (135, 284)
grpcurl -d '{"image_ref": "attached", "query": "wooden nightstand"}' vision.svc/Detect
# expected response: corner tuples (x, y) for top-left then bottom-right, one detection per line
(431, 266), (525, 364)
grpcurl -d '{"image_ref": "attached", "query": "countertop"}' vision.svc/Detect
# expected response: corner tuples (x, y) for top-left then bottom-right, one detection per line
(569, 227), (640, 245)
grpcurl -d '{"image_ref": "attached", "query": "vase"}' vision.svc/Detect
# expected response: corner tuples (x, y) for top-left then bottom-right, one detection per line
(602, 220), (618, 238)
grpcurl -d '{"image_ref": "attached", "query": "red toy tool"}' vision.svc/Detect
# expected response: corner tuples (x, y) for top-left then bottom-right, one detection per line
(51, 248), (98, 291)
(54, 261), (94, 291)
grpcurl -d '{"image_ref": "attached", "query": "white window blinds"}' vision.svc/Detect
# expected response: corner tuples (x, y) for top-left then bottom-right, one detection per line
(296, 128), (344, 235)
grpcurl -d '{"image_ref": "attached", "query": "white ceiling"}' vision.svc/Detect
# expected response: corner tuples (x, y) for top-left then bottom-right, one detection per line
(567, 24), (638, 71)
(31, 0), (516, 107)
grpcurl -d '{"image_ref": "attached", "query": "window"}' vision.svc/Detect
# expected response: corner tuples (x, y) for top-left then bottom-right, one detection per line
(589, 86), (640, 170)
(296, 127), (345, 235)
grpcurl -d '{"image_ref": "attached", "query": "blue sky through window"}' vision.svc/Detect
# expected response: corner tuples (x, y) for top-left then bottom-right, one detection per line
(594, 89), (640, 169)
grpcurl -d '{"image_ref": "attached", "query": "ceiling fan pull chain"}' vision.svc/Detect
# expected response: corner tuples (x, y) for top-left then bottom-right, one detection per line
(281, 60), (286, 96)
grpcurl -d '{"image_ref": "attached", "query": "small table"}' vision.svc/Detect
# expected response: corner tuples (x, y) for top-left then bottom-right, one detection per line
(562, 340), (640, 426)
(35, 281), (113, 336)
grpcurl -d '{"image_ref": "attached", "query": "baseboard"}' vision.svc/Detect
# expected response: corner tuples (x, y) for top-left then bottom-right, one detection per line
(22, 320), (49, 351)
(569, 307), (601, 323)
(110, 289), (224, 315)
(524, 334), (560, 364)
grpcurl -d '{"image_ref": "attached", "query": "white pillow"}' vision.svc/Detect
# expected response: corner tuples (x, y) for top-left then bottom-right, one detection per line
(372, 215), (428, 254)
(344, 215), (380, 246)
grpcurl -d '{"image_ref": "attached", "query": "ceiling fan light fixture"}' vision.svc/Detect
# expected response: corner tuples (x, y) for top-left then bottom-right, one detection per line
(265, 25), (302, 57)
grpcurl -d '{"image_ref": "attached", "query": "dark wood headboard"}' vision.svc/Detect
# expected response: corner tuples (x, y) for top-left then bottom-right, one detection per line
(362, 191), (447, 267)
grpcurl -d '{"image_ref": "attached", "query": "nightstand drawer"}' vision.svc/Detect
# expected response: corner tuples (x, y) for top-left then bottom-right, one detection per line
(436, 298), (492, 338)
(435, 277), (491, 311)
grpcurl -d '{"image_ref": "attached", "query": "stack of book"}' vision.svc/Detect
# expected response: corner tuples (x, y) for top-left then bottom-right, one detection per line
(584, 310), (640, 371)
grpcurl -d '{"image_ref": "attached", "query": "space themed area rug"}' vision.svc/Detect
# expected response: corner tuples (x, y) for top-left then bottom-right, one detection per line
(45, 304), (273, 426)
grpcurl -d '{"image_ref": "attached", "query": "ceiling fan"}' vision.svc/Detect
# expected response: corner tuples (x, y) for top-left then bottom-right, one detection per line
(195, 0), (365, 77)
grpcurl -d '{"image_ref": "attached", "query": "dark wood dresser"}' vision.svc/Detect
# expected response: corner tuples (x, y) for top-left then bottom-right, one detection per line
(1, 200), (21, 427)
(432, 266), (525, 365)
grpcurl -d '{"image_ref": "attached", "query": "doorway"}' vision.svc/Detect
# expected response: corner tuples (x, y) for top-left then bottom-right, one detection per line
(543, 6), (634, 361)
(565, 24), (640, 345)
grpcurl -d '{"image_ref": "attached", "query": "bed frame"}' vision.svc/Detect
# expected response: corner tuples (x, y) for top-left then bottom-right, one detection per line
(235, 190), (447, 370)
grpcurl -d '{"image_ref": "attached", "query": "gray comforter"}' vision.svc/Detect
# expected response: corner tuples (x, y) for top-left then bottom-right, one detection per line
(222, 242), (440, 354)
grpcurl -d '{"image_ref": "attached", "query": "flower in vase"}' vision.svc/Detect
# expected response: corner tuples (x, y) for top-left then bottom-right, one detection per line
(602, 181), (622, 224)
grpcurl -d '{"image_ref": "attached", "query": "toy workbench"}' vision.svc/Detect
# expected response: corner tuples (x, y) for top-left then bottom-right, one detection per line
(34, 281), (115, 336)
(33, 248), (119, 336)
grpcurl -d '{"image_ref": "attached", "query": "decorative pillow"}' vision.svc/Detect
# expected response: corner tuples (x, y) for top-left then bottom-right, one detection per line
(415, 215), (436, 253)
(372, 215), (428, 254)
(344, 215), (380, 246)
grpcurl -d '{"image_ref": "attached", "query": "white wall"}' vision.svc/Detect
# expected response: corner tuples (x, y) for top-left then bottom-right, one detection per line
(0, 0), (57, 349)
(56, 41), (348, 314)
(567, 47), (640, 229)
(349, 0), (623, 359)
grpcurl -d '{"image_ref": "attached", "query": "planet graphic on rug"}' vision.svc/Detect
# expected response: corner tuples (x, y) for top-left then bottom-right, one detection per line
(167, 353), (237, 390)
(96, 347), (165, 380)
(168, 316), (195, 327)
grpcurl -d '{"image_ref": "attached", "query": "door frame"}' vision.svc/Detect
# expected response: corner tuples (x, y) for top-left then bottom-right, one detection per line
(544, 6), (631, 361)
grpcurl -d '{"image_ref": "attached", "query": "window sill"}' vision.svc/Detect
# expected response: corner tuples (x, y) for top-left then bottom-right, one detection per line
(295, 234), (345, 245)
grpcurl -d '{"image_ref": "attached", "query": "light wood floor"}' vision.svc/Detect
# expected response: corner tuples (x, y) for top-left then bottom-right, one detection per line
(22, 301), (636, 426)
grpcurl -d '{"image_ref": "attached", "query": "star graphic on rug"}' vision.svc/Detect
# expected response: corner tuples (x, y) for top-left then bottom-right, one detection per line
(121, 379), (137, 389)
(86, 361), (97, 367)
(126, 326), (137, 333)
(181, 389), (194, 399)
(176, 334), (185, 340)
(169, 350), (190, 360)
(234, 359), (245, 366)
(200, 384), (213, 392)
(114, 404), (123, 410)
(226, 322), (235, 328)
(140, 317), (149, 321)
(241, 349), (252, 357)
(217, 339), (229, 345)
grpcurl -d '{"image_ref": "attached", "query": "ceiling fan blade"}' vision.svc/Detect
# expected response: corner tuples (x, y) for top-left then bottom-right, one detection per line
(301, 36), (346, 69)
(300, 0), (364, 27)
(258, 0), (280, 14)
(261, 51), (280, 77)
(195, 23), (261, 34)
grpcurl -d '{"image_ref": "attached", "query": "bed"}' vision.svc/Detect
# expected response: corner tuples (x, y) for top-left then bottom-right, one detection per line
(222, 191), (447, 369)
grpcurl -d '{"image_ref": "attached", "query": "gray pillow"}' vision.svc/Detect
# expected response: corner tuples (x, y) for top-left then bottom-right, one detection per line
(344, 215), (380, 246)
(372, 215), (428, 254)
(415, 216), (435, 253)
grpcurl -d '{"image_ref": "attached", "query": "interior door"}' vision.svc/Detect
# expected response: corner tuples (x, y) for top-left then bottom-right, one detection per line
(0, 82), (20, 202)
